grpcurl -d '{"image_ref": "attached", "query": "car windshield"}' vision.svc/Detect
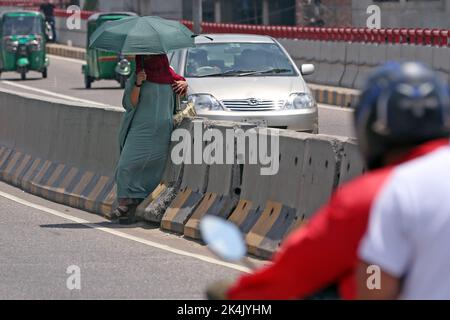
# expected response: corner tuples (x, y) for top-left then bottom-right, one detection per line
(185, 42), (297, 78)
(3, 15), (42, 36)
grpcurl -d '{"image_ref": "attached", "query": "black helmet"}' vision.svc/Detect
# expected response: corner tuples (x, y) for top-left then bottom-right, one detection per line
(354, 61), (450, 170)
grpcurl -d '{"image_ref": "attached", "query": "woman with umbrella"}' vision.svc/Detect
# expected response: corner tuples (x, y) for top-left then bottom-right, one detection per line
(89, 16), (195, 219)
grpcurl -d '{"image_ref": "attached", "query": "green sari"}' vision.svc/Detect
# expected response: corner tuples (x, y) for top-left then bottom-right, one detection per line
(115, 73), (175, 200)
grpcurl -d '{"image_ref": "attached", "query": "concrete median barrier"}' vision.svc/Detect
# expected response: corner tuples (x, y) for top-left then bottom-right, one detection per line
(296, 134), (341, 218)
(337, 137), (366, 186)
(234, 130), (353, 259)
(354, 44), (387, 90)
(241, 129), (308, 258)
(183, 121), (255, 240)
(47, 44), (86, 60)
(433, 47), (450, 83)
(326, 42), (346, 87)
(227, 128), (277, 239)
(340, 43), (361, 88)
(160, 119), (209, 234)
(0, 87), (121, 215)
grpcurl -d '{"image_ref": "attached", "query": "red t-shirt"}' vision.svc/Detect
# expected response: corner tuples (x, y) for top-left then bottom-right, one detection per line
(227, 139), (449, 300)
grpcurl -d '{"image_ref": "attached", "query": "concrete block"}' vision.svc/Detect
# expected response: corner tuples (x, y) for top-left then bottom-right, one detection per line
(183, 121), (255, 239)
(399, 44), (417, 62)
(245, 129), (309, 257)
(297, 134), (340, 218)
(386, 45), (401, 62)
(161, 119), (210, 233)
(337, 138), (365, 185)
(414, 46), (433, 67)
(340, 64), (359, 88)
(0, 88), (120, 216)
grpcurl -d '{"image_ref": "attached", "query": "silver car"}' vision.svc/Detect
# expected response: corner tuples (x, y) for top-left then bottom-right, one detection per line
(169, 34), (317, 132)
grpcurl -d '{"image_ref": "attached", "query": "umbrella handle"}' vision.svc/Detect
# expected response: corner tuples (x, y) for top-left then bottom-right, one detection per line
(136, 55), (145, 74)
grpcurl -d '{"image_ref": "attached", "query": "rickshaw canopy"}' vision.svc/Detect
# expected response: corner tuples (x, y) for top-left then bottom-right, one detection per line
(0, 11), (45, 37)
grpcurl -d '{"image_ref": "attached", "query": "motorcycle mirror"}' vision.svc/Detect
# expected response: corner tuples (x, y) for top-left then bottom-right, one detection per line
(199, 215), (246, 262)
(116, 59), (131, 76)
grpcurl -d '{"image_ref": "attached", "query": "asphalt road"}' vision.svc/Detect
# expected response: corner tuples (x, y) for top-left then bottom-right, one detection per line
(0, 181), (251, 299)
(0, 54), (355, 138)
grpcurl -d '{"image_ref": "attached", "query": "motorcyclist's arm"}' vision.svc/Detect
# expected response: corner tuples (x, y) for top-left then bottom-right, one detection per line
(227, 192), (368, 300)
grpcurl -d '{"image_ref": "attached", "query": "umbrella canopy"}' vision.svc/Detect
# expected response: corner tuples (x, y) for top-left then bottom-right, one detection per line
(89, 16), (196, 55)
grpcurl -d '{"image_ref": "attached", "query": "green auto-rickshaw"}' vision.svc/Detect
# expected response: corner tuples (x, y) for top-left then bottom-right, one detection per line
(0, 11), (49, 80)
(82, 12), (137, 89)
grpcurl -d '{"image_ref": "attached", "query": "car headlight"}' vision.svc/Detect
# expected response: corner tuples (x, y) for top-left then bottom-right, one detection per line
(4, 39), (18, 52)
(283, 93), (316, 110)
(188, 94), (224, 111)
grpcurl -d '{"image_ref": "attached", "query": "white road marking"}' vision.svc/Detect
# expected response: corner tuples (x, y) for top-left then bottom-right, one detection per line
(0, 190), (251, 274)
(47, 54), (84, 64)
(318, 104), (354, 112)
(0, 80), (115, 108)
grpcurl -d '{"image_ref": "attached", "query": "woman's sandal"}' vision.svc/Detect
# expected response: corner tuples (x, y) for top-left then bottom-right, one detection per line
(108, 205), (130, 220)
(114, 204), (139, 224)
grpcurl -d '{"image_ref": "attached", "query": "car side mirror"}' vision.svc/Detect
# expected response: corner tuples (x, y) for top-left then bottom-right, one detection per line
(301, 64), (315, 76)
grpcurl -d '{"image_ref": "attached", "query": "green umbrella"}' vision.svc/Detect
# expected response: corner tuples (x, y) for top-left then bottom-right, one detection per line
(89, 16), (196, 55)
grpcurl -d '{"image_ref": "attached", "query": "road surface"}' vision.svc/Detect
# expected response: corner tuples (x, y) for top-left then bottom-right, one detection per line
(0, 181), (249, 299)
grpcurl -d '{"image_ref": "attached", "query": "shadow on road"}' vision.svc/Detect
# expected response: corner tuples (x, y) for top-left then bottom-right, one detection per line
(71, 86), (123, 91)
(39, 221), (150, 229)
(0, 77), (43, 82)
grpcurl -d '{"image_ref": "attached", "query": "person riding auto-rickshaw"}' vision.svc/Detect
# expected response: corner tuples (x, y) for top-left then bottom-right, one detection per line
(82, 12), (137, 89)
(0, 11), (49, 80)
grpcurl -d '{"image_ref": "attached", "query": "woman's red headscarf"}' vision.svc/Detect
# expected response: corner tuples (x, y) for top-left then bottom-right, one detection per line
(135, 54), (185, 84)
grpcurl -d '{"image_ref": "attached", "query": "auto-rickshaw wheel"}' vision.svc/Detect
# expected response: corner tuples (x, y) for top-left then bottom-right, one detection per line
(85, 73), (92, 89)
(20, 70), (26, 81)
(42, 68), (48, 79)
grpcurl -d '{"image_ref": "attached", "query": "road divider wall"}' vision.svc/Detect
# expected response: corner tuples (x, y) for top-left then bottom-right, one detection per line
(0, 87), (121, 214)
(0, 88), (364, 259)
(278, 39), (450, 90)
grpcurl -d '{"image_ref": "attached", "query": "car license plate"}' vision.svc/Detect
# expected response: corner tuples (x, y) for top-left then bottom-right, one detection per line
(242, 119), (267, 127)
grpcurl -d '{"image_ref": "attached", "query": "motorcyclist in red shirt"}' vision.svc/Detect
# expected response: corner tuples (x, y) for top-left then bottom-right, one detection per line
(207, 62), (450, 300)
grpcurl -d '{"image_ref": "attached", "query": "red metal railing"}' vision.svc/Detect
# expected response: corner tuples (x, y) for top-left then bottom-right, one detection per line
(193, 23), (449, 47)
(1, 1), (448, 47)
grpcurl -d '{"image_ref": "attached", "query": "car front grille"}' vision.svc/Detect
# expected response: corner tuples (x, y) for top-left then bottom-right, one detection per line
(221, 99), (285, 111)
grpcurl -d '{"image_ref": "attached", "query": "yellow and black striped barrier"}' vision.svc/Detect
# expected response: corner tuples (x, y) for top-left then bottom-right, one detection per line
(0, 146), (116, 215)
